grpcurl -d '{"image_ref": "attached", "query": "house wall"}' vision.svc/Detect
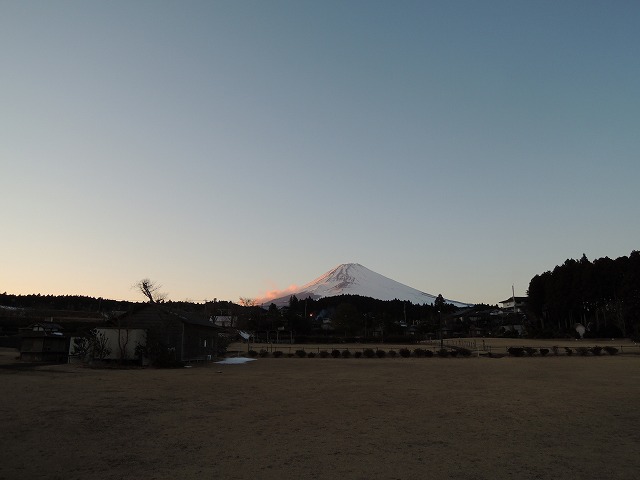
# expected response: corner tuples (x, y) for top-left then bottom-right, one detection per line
(116, 306), (183, 358)
(20, 336), (68, 363)
(21, 337), (44, 353)
(182, 324), (220, 360)
(213, 316), (235, 327)
(114, 305), (223, 362)
(96, 328), (147, 361)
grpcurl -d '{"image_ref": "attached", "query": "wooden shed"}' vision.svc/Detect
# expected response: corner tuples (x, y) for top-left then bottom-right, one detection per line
(20, 322), (69, 363)
(113, 304), (224, 363)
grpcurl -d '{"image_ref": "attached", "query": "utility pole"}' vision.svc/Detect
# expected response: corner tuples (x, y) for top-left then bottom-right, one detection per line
(512, 285), (516, 333)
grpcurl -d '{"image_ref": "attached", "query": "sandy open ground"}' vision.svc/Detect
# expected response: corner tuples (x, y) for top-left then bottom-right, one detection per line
(1, 346), (639, 480)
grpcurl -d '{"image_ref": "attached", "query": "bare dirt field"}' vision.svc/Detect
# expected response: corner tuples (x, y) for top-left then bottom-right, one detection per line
(1, 346), (639, 480)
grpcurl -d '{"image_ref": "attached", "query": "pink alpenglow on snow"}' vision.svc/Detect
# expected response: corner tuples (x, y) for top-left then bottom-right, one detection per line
(257, 263), (471, 308)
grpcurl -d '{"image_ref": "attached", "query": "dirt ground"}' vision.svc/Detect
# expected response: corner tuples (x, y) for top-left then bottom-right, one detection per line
(1, 346), (639, 480)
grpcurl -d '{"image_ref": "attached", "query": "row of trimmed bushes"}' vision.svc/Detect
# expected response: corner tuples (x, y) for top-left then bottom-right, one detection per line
(506, 346), (618, 357)
(244, 345), (621, 359)
(247, 347), (473, 359)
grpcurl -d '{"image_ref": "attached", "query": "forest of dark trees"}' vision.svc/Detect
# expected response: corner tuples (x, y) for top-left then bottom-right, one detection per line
(527, 251), (640, 339)
(0, 293), (133, 312)
(0, 293), (230, 314)
(242, 293), (459, 341)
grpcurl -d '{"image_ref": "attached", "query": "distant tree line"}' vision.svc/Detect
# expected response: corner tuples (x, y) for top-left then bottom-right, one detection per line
(0, 293), (215, 314)
(527, 251), (640, 339)
(0, 293), (132, 312)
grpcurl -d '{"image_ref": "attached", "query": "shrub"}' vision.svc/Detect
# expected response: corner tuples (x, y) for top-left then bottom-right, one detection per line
(363, 348), (376, 358)
(576, 347), (590, 356)
(74, 329), (112, 362)
(539, 348), (549, 357)
(287, 353), (295, 358)
(331, 349), (341, 358)
(72, 336), (91, 360)
(341, 350), (351, 358)
(449, 350), (459, 357)
(604, 346), (618, 356)
(147, 341), (183, 368)
(507, 347), (525, 357)
(552, 346), (560, 356)
(376, 349), (386, 358)
(134, 342), (148, 361)
(272, 350), (283, 358)
(437, 349), (449, 358)
(564, 347), (573, 356)
(259, 349), (269, 358)
(399, 348), (411, 358)
(424, 349), (434, 357)
(295, 349), (307, 358)
(307, 352), (316, 358)
(319, 350), (330, 358)
(413, 348), (426, 358)
(524, 347), (537, 356)
(247, 350), (258, 357)
(387, 350), (397, 358)
(354, 351), (362, 358)
(92, 330), (112, 360)
(591, 346), (603, 356)
(457, 347), (472, 357)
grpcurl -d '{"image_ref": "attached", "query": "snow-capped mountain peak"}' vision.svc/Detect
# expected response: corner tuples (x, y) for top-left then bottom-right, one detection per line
(260, 263), (470, 307)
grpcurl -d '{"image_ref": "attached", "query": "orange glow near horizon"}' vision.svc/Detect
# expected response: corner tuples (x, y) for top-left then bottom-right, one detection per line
(255, 284), (299, 305)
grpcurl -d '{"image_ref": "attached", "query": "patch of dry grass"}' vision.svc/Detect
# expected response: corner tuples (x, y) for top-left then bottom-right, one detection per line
(1, 347), (640, 479)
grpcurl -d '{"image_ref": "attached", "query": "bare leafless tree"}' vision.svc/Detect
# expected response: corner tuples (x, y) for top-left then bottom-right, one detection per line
(238, 297), (257, 307)
(104, 310), (131, 363)
(93, 330), (112, 360)
(135, 278), (167, 303)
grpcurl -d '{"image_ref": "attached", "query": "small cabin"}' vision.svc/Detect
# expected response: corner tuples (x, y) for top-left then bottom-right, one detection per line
(20, 322), (69, 363)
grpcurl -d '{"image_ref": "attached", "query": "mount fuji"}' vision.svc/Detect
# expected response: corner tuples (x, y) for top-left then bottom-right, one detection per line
(261, 263), (471, 308)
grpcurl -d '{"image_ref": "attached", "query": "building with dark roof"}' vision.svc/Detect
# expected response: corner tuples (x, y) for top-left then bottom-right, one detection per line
(112, 303), (225, 362)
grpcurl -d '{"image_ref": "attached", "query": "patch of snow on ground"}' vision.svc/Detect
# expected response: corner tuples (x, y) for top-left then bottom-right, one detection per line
(216, 357), (257, 365)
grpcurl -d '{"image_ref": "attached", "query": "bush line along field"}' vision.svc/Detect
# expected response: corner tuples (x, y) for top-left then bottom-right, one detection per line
(229, 338), (639, 358)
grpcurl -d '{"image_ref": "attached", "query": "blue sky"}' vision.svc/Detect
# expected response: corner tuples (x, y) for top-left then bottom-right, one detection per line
(1, 0), (639, 305)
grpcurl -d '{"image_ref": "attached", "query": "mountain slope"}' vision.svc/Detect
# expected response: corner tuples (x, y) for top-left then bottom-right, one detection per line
(262, 263), (471, 307)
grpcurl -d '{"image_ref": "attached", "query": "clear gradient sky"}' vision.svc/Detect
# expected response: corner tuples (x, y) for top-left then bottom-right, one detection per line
(2, 0), (639, 305)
